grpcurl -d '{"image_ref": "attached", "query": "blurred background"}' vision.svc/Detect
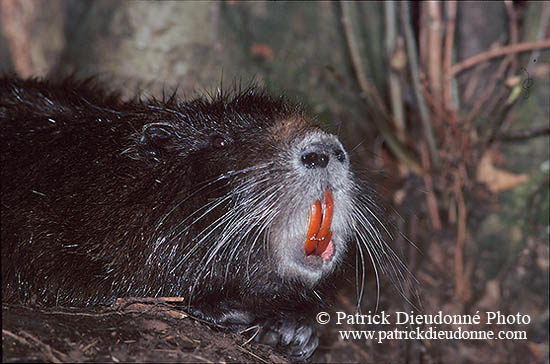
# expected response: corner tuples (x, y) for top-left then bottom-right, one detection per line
(1, 1), (548, 362)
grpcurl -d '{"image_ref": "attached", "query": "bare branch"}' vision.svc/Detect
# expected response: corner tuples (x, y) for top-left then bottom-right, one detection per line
(443, 1), (457, 112)
(450, 40), (550, 76)
(496, 126), (550, 142)
(385, 0), (406, 139)
(401, 1), (440, 168)
(426, 1), (443, 99)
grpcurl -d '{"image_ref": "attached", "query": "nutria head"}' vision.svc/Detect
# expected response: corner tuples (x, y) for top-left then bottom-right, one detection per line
(121, 87), (358, 299)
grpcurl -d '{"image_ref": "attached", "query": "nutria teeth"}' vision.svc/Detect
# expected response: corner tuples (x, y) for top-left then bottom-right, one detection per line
(304, 188), (333, 256)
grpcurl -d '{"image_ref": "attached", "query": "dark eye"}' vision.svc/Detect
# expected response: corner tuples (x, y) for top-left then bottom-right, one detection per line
(212, 136), (227, 149)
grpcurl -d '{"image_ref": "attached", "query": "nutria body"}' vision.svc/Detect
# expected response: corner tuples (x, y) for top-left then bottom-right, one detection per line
(1, 76), (399, 360)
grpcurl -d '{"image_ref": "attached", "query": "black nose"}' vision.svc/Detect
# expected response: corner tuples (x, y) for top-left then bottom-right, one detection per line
(301, 151), (329, 169)
(300, 146), (346, 169)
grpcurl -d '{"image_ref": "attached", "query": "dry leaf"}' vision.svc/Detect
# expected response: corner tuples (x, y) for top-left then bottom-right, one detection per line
(476, 151), (529, 192)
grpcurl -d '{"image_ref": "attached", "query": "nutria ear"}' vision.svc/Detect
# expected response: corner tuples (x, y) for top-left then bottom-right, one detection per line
(137, 123), (176, 161)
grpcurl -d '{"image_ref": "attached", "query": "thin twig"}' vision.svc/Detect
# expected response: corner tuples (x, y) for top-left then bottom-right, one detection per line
(504, 0), (519, 78)
(450, 40), (550, 76)
(419, 142), (441, 231)
(401, 1), (440, 168)
(116, 297), (185, 303)
(385, 0), (406, 140)
(420, 75), (449, 124)
(427, 1), (443, 100)
(485, 86), (520, 146)
(461, 62), (490, 104)
(19, 330), (68, 363)
(465, 55), (514, 127)
(3, 329), (32, 347)
(236, 344), (270, 364)
(326, 65), (350, 89)
(443, 1), (457, 112)
(454, 167), (468, 302)
(496, 126), (550, 142)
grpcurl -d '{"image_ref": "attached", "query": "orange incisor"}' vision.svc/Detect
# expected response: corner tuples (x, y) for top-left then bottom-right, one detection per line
(304, 188), (333, 256)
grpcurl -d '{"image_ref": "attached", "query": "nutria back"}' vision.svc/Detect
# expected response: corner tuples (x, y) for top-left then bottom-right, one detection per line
(1, 76), (400, 360)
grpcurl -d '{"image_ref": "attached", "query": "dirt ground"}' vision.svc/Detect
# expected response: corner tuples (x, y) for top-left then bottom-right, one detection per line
(3, 266), (548, 364)
(2, 300), (288, 363)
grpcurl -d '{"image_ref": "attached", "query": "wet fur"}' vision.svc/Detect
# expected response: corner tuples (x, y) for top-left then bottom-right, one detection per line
(1, 76), (414, 360)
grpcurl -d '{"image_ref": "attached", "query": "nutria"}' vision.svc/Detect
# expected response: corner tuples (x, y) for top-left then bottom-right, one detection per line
(1, 76), (408, 360)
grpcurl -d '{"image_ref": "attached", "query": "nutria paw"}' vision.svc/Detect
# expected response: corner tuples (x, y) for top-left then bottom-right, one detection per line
(255, 318), (319, 361)
(190, 305), (256, 328)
